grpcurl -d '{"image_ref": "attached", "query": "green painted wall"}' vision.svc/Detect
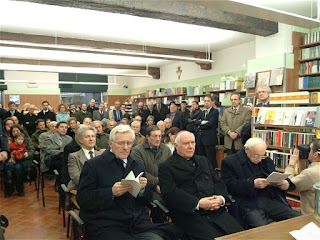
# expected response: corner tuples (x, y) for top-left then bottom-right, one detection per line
(247, 53), (294, 73)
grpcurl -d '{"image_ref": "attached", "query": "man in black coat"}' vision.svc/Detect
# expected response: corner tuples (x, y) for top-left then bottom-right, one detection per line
(154, 97), (168, 121)
(159, 131), (243, 240)
(37, 100), (56, 122)
(221, 137), (300, 229)
(195, 96), (219, 168)
(177, 101), (190, 130)
(5, 101), (22, 123)
(77, 125), (181, 240)
(143, 101), (159, 124)
(186, 101), (201, 153)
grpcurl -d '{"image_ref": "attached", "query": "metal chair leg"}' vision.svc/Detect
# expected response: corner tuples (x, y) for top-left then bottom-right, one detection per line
(41, 175), (45, 207)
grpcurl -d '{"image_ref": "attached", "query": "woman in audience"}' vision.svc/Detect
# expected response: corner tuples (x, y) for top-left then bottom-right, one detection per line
(163, 127), (180, 154)
(56, 103), (70, 123)
(3, 118), (14, 141)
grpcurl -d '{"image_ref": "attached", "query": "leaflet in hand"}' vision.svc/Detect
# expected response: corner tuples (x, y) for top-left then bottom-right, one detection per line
(121, 171), (143, 198)
(266, 172), (290, 183)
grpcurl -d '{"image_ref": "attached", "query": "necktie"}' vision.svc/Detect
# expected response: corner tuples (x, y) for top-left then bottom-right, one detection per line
(233, 108), (237, 114)
(204, 110), (208, 118)
(123, 160), (127, 168)
(100, 112), (103, 119)
(170, 114), (174, 121)
(157, 104), (161, 113)
(59, 137), (63, 145)
(89, 151), (94, 159)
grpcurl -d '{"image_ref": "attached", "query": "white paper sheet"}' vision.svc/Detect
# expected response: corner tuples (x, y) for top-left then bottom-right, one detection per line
(266, 172), (291, 183)
(290, 222), (320, 240)
(121, 171), (143, 197)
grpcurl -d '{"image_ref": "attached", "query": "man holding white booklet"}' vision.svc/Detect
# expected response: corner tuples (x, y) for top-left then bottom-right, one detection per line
(76, 125), (182, 240)
(221, 137), (300, 229)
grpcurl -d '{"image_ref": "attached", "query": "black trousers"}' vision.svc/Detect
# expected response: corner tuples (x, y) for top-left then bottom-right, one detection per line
(199, 143), (217, 169)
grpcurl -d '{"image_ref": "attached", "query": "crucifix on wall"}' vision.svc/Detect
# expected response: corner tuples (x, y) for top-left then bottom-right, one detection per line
(176, 66), (182, 80)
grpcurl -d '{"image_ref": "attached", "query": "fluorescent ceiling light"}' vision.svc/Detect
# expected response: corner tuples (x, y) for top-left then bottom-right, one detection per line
(0, 63), (152, 78)
(0, 40), (214, 63)
(0, 79), (117, 86)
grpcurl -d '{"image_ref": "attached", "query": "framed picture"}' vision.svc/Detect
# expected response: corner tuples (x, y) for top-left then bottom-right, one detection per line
(269, 67), (284, 86)
(244, 73), (256, 89)
(243, 96), (255, 110)
(256, 71), (271, 88)
(9, 95), (20, 104)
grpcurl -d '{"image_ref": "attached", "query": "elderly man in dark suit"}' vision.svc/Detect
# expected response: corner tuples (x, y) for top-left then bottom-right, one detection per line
(92, 103), (109, 120)
(166, 102), (182, 130)
(154, 97), (168, 121)
(77, 125), (181, 240)
(67, 125), (103, 190)
(159, 131), (243, 240)
(5, 101), (22, 123)
(221, 137), (300, 229)
(195, 96), (219, 168)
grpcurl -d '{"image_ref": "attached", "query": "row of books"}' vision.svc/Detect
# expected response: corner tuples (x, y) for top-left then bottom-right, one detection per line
(145, 87), (187, 97)
(299, 61), (320, 75)
(256, 108), (320, 127)
(303, 32), (320, 45)
(254, 130), (315, 148)
(266, 150), (290, 170)
(299, 45), (320, 60)
(187, 85), (213, 96)
(299, 76), (320, 89)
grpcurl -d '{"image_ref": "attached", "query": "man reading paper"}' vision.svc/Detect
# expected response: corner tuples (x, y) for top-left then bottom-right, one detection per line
(221, 137), (300, 229)
(77, 125), (181, 240)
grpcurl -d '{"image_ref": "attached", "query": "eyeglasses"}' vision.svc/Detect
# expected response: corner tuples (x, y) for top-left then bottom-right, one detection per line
(112, 141), (133, 147)
(150, 134), (161, 138)
(249, 149), (266, 159)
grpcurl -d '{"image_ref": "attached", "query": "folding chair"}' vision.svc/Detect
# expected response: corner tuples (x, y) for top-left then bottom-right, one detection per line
(69, 210), (84, 240)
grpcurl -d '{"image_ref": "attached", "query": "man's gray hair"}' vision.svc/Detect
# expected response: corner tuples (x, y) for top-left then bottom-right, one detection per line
(131, 120), (141, 127)
(101, 118), (109, 127)
(256, 85), (271, 94)
(78, 125), (97, 139)
(175, 131), (194, 145)
(109, 125), (135, 142)
(91, 120), (102, 127)
(244, 138), (266, 151)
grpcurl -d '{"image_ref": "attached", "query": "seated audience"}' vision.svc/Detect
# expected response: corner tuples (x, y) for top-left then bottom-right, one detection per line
(6, 133), (28, 196)
(221, 137), (300, 229)
(159, 131), (243, 240)
(163, 127), (180, 154)
(156, 120), (166, 141)
(75, 103), (92, 124)
(77, 125), (181, 239)
(91, 121), (109, 151)
(285, 139), (320, 214)
(67, 125), (103, 190)
(66, 117), (78, 139)
(106, 120), (116, 134)
(82, 117), (92, 126)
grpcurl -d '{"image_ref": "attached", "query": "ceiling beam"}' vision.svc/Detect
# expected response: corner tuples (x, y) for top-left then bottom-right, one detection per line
(0, 57), (161, 79)
(18, 0), (278, 36)
(0, 31), (212, 70)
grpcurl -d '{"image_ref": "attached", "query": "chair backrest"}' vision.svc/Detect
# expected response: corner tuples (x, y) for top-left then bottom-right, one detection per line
(69, 210), (84, 240)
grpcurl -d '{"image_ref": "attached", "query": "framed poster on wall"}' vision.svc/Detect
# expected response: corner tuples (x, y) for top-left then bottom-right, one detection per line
(9, 95), (20, 104)
(256, 71), (271, 88)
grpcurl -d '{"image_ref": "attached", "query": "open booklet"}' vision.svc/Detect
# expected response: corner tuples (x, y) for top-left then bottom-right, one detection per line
(121, 171), (144, 198)
(266, 172), (291, 183)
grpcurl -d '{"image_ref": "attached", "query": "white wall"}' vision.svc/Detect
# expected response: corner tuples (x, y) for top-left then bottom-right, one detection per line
(4, 71), (60, 94)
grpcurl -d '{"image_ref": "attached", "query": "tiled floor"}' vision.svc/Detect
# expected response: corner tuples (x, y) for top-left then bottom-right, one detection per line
(0, 178), (67, 240)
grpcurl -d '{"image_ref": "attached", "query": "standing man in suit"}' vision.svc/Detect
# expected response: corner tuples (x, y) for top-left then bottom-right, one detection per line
(69, 104), (77, 118)
(195, 95), (219, 168)
(67, 125), (103, 190)
(285, 139), (320, 214)
(5, 101), (22, 123)
(256, 85), (272, 107)
(154, 97), (168, 121)
(37, 100), (56, 123)
(178, 101), (190, 130)
(159, 131), (243, 240)
(76, 125), (181, 239)
(87, 99), (98, 115)
(22, 104), (38, 137)
(109, 100), (125, 123)
(166, 102), (182, 130)
(92, 103), (109, 120)
(220, 93), (251, 155)
(132, 101), (144, 119)
(76, 103), (92, 124)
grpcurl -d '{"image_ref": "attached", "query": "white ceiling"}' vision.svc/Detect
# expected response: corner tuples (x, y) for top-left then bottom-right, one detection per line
(0, 0), (318, 71)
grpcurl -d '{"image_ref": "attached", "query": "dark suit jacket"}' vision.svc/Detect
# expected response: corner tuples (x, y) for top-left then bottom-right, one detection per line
(37, 110), (56, 122)
(153, 103), (169, 121)
(178, 109), (190, 130)
(92, 110), (109, 120)
(195, 108), (219, 146)
(159, 152), (242, 239)
(186, 108), (201, 134)
(77, 150), (179, 239)
(5, 110), (22, 122)
(143, 109), (159, 124)
(221, 149), (294, 225)
(87, 106), (98, 115)
(75, 111), (92, 123)
(166, 112), (183, 130)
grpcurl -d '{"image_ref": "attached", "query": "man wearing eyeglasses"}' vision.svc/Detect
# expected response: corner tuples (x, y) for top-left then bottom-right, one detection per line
(221, 137), (300, 229)
(77, 125), (181, 240)
(131, 125), (171, 222)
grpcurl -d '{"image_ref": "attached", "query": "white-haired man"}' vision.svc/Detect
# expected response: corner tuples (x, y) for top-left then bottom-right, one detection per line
(221, 137), (300, 229)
